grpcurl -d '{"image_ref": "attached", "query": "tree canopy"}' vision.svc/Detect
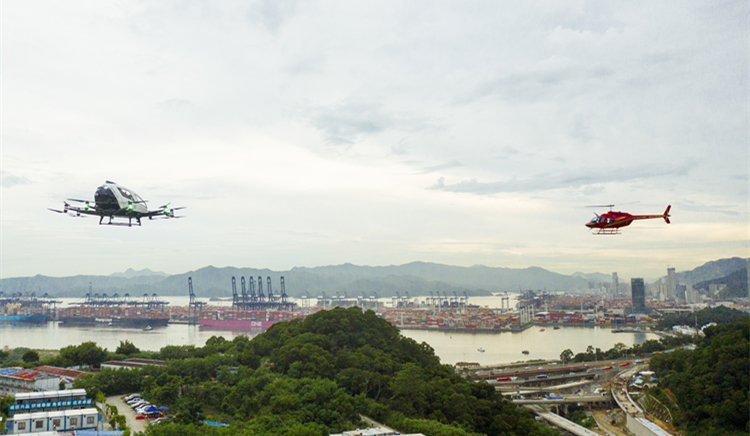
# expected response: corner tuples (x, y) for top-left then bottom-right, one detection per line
(650, 317), (749, 436)
(74, 307), (557, 436)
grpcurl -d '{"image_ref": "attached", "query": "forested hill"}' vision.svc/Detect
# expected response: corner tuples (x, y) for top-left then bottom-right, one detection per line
(693, 267), (747, 299)
(670, 257), (748, 286)
(650, 317), (749, 436)
(73, 307), (558, 436)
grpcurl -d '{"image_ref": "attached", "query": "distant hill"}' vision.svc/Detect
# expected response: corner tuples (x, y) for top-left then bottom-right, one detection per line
(571, 271), (612, 283)
(327, 275), (491, 298)
(292, 261), (590, 292)
(671, 257), (748, 285)
(693, 267), (748, 299)
(0, 262), (589, 298)
(110, 268), (168, 278)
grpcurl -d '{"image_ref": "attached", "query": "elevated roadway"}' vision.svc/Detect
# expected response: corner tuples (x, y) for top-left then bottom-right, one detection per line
(514, 395), (613, 406)
(525, 405), (601, 436)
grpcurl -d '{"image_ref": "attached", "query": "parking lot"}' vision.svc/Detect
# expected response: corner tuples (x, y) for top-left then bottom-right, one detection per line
(105, 395), (150, 434)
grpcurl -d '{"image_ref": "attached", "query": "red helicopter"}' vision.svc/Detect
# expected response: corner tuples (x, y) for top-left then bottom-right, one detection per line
(585, 204), (671, 235)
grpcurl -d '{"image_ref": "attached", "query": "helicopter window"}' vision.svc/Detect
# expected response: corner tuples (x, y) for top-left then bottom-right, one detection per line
(117, 187), (134, 200)
(590, 217), (599, 223)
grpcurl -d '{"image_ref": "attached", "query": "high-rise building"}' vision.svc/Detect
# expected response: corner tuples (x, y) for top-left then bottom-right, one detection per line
(667, 267), (676, 301)
(631, 278), (646, 313)
(612, 272), (619, 295)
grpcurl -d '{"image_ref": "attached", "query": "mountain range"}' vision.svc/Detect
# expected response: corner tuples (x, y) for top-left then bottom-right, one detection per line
(1, 258), (745, 299)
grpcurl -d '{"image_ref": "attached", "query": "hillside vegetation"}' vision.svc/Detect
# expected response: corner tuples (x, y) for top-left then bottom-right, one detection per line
(70, 307), (557, 436)
(650, 318), (749, 436)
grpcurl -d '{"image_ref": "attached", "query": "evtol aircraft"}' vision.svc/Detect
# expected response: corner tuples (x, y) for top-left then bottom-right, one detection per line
(585, 204), (671, 235)
(49, 181), (185, 227)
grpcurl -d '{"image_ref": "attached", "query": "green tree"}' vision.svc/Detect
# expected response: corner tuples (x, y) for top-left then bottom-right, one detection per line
(60, 342), (109, 368)
(22, 350), (39, 363)
(116, 340), (140, 356)
(560, 349), (573, 363)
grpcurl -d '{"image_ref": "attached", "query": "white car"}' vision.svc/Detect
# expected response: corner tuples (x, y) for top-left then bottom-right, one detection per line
(135, 406), (153, 414)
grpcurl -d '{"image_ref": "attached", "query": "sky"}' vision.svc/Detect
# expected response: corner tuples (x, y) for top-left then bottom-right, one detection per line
(2, 1), (748, 281)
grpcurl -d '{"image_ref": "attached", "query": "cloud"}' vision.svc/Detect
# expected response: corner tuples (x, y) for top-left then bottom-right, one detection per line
(307, 100), (430, 146)
(308, 101), (391, 145)
(1, 171), (32, 188)
(157, 99), (191, 109)
(417, 160), (463, 174)
(429, 159), (698, 195)
(248, 0), (299, 35)
(390, 145), (408, 156)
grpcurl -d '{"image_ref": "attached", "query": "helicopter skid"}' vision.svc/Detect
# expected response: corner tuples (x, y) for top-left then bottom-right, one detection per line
(594, 228), (621, 235)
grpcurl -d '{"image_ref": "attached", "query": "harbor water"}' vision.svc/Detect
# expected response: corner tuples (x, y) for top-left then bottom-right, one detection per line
(0, 295), (659, 366)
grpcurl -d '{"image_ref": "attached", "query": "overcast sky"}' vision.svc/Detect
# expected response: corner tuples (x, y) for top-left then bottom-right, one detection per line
(2, 1), (747, 281)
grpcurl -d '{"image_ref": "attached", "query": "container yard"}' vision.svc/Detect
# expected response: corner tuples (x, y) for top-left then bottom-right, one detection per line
(381, 306), (534, 332)
(197, 308), (306, 329)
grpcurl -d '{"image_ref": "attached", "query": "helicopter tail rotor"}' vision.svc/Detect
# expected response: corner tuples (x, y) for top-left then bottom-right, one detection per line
(663, 205), (671, 224)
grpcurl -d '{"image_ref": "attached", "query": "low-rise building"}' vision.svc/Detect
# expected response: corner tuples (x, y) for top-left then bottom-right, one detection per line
(100, 358), (165, 371)
(10, 389), (91, 414)
(7, 407), (100, 434)
(0, 368), (59, 396)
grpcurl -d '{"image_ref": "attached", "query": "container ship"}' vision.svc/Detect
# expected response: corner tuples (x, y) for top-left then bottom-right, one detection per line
(0, 314), (48, 323)
(198, 308), (305, 329)
(0, 303), (49, 323)
(58, 306), (169, 328)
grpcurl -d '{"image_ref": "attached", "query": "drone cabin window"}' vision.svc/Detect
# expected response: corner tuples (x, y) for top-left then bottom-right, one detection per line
(117, 187), (134, 200)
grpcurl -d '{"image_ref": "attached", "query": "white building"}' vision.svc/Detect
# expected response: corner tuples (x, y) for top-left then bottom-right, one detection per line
(8, 408), (99, 434)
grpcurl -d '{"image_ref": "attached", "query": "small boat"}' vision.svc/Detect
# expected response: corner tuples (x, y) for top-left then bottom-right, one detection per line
(539, 329), (545, 332)
(553, 326), (560, 330)
(478, 348), (485, 352)
(522, 350), (530, 355)
(143, 326), (153, 331)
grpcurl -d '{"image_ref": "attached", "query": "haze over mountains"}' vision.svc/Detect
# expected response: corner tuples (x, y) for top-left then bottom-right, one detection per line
(1, 258), (746, 299)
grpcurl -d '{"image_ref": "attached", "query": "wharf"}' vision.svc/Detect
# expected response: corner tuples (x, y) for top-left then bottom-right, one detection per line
(396, 322), (533, 333)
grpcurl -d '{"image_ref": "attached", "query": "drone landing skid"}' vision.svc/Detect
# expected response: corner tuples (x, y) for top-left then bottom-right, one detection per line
(98, 216), (142, 227)
(595, 228), (621, 235)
